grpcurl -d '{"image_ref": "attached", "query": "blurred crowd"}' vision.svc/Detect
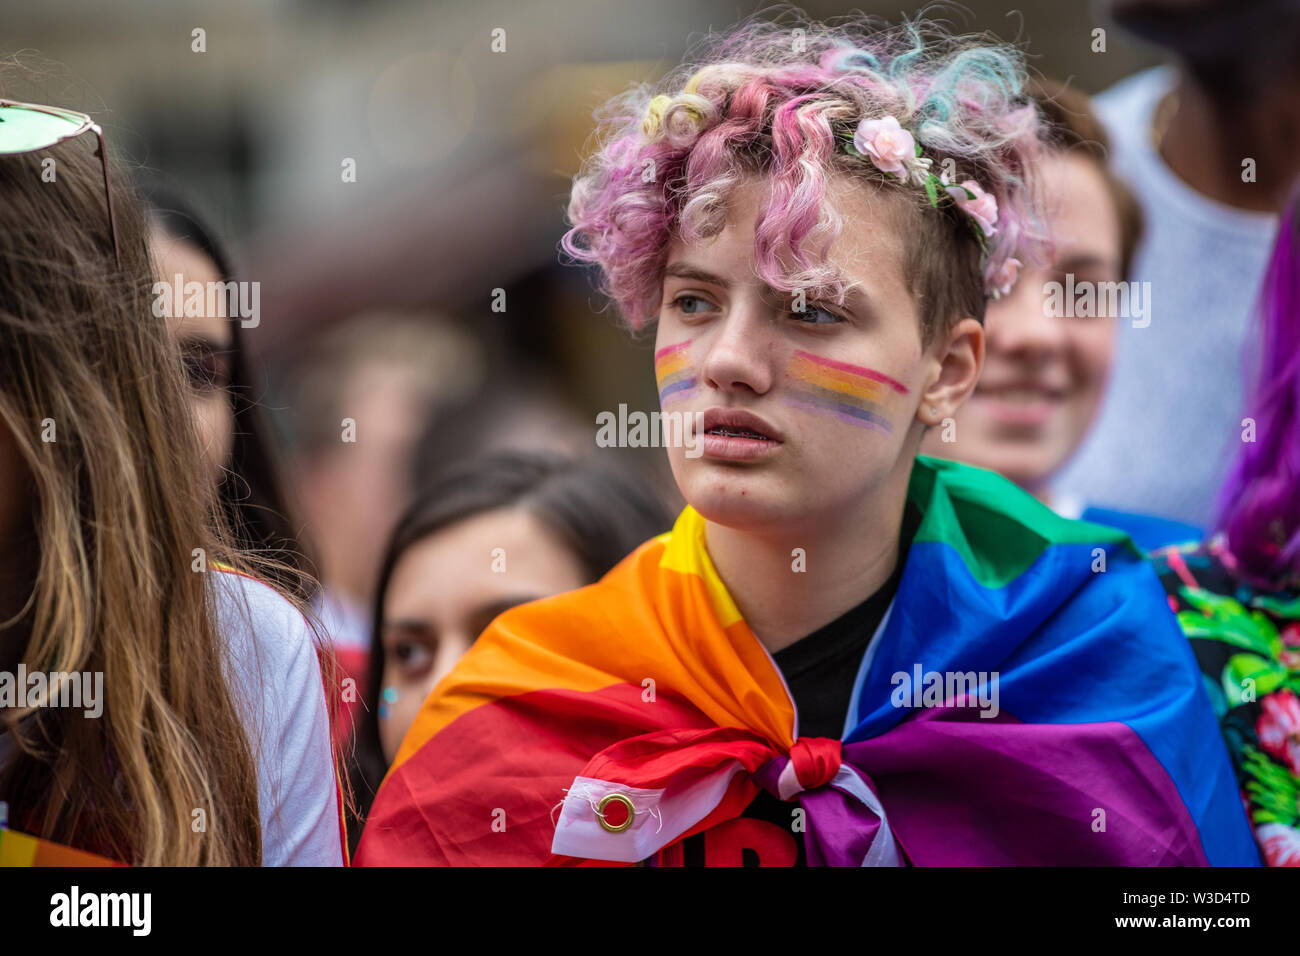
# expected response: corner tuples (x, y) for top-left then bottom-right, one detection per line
(1, 0), (1299, 868)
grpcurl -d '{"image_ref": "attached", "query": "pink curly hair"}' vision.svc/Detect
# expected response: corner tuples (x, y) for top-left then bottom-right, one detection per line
(561, 12), (1049, 341)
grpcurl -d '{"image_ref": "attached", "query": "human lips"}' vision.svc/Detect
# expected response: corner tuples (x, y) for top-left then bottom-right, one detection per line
(971, 379), (1068, 427)
(698, 407), (783, 460)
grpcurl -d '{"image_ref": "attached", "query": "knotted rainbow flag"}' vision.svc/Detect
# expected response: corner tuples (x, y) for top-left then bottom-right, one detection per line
(356, 457), (1260, 866)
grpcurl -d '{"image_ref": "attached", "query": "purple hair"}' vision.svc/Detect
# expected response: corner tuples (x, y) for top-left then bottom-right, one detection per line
(1218, 195), (1300, 582)
(560, 13), (1049, 337)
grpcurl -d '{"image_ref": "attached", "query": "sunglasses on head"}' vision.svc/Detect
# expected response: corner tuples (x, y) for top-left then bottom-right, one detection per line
(0, 98), (121, 267)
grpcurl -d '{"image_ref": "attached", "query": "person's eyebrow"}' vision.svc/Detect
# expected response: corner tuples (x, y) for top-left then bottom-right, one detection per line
(383, 617), (434, 633)
(666, 259), (876, 317)
(467, 596), (544, 638)
(838, 282), (873, 317)
(381, 618), (437, 647)
(663, 262), (730, 287)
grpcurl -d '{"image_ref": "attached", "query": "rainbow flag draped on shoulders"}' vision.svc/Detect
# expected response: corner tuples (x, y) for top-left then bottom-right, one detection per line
(356, 456), (1261, 866)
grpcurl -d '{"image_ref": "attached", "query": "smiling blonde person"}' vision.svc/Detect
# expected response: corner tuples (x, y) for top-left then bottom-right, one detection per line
(357, 13), (1258, 867)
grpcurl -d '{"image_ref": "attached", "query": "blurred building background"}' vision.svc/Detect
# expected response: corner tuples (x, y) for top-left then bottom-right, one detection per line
(1, 0), (1159, 405)
(0, 0), (1165, 619)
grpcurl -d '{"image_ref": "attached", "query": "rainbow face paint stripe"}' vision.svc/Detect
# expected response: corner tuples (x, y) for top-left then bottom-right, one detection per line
(655, 339), (697, 404)
(783, 349), (908, 433)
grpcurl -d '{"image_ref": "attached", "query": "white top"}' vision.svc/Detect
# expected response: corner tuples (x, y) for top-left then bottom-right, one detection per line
(1051, 66), (1279, 528)
(0, 569), (344, 866)
(314, 589), (371, 653)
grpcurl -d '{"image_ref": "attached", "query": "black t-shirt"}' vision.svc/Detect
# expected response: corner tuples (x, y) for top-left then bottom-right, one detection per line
(647, 502), (921, 866)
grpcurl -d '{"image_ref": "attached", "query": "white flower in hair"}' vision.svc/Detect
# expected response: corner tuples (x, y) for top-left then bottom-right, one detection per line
(988, 257), (1023, 300)
(908, 155), (934, 188)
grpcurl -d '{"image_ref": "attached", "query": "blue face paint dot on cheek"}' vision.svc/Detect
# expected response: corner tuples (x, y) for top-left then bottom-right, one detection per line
(382, 686), (399, 703)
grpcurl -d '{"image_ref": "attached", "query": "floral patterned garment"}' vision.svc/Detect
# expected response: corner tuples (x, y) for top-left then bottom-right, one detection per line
(1151, 536), (1300, 867)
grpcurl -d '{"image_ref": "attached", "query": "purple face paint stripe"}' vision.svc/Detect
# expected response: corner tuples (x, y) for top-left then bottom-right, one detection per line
(659, 378), (698, 402)
(784, 391), (892, 433)
(785, 399), (890, 434)
(785, 384), (884, 418)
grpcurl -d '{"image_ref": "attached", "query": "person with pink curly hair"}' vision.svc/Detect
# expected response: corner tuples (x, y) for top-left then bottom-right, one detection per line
(356, 12), (1257, 867)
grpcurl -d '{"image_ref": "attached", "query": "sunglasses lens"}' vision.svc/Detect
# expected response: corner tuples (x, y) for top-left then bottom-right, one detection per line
(0, 105), (86, 154)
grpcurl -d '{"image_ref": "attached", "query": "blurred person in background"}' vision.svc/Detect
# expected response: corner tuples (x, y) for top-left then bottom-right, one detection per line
(923, 79), (1201, 549)
(0, 88), (342, 866)
(1053, 0), (1298, 527)
(409, 375), (594, 478)
(1151, 190), (1300, 867)
(347, 450), (671, 852)
(144, 186), (316, 602)
(280, 313), (484, 718)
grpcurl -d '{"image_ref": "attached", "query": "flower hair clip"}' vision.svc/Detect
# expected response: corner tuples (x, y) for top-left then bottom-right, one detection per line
(844, 114), (1021, 299)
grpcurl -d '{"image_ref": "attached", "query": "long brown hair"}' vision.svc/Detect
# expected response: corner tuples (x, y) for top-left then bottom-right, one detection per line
(0, 82), (286, 864)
